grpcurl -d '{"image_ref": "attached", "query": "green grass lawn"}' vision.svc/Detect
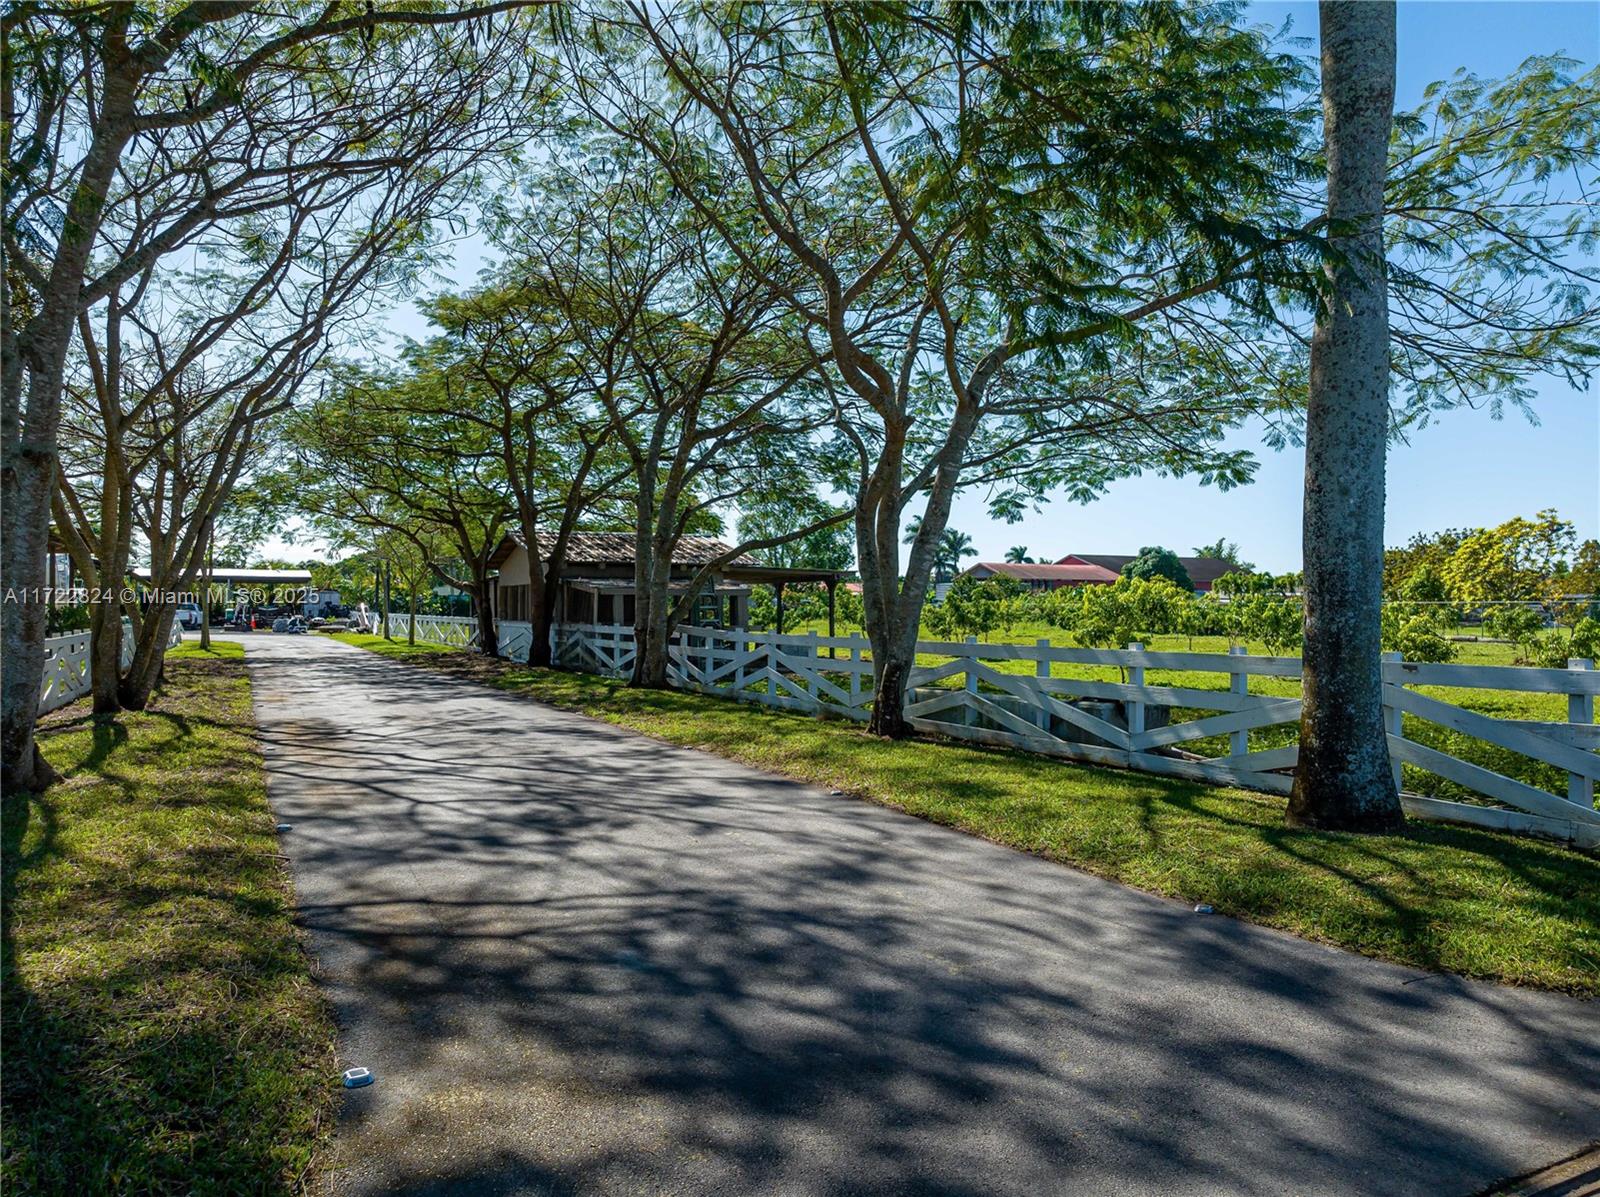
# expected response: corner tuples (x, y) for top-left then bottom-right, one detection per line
(172, 638), (248, 657)
(335, 636), (1600, 995)
(2, 638), (337, 1194)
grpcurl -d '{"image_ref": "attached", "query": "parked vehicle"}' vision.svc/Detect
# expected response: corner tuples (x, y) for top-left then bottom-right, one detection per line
(175, 602), (204, 630)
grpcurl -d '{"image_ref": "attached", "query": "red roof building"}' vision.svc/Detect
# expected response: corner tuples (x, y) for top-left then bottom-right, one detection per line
(1057, 554), (1237, 593)
(962, 554), (1240, 593)
(962, 561), (1120, 590)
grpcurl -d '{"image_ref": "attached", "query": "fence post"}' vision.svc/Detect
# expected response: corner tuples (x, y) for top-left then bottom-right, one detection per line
(849, 633), (863, 707)
(1035, 637), (1052, 731)
(1382, 650), (1404, 792)
(1229, 645), (1249, 757)
(1569, 658), (1594, 808)
(965, 635), (978, 726)
(1127, 642), (1145, 737)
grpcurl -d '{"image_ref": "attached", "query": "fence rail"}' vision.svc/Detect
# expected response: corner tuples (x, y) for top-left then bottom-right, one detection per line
(40, 619), (186, 715)
(383, 613), (542, 663)
(549, 622), (1600, 848)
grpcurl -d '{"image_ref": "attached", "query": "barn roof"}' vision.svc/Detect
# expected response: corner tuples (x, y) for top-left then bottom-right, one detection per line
(967, 561), (1119, 584)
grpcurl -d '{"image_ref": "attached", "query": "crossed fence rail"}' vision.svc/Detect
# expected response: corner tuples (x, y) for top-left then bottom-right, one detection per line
(381, 612), (485, 650)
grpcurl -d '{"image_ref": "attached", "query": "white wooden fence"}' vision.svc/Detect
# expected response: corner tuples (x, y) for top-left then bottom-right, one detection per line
(381, 612), (486, 651)
(382, 613), (541, 662)
(40, 619), (187, 715)
(551, 622), (1600, 848)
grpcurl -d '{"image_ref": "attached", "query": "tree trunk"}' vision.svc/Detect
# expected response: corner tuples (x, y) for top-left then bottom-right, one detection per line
(0, 449), (59, 792)
(860, 531), (915, 737)
(858, 462), (958, 738)
(519, 517), (550, 666)
(1288, 0), (1404, 833)
(118, 605), (176, 711)
(868, 651), (914, 738)
(407, 586), (417, 647)
(473, 573), (499, 658)
(529, 575), (557, 669)
(199, 526), (214, 651)
(632, 622), (672, 689)
(75, 471), (134, 713)
(382, 563), (393, 641)
(630, 540), (675, 689)
(89, 598), (124, 714)
(1, 79), (136, 791)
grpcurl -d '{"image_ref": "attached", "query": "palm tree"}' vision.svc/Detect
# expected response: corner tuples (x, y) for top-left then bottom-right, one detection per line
(934, 529), (977, 582)
(1005, 546), (1034, 563)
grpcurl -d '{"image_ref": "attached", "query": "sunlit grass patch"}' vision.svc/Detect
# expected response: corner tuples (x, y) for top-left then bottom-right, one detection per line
(328, 630), (457, 656)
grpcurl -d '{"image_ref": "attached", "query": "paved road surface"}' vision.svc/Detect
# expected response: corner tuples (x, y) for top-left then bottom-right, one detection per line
(244, 632), (1599, 1197)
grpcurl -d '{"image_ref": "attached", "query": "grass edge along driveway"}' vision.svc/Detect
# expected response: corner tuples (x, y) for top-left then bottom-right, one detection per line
(332, 631), (1599, 995)
(2, 640), (339, 1195)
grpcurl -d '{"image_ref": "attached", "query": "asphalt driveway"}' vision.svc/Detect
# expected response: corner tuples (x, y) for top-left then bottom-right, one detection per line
(245, 632), (1599, 1196)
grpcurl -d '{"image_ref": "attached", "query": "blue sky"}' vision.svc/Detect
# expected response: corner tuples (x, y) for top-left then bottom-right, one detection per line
(313, 2), (1598, 572)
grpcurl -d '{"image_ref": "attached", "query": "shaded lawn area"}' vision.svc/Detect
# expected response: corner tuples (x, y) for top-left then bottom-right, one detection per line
(336, 635), (1600, 995)
(2, 639), (337, 1195)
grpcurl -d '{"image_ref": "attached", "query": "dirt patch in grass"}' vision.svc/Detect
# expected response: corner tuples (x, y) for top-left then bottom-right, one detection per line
(3, 650), (338, 1194)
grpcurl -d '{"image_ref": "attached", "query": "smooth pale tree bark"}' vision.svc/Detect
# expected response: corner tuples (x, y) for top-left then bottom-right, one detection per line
(1288, 1), (1405, 832)
(1, 65), (130, 788)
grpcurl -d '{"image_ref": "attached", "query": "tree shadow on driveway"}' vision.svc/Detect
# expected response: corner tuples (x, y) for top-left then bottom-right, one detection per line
(249, 637), (1600, 1197)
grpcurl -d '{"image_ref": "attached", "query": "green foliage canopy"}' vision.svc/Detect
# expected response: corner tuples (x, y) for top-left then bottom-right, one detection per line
(1120, 547), (1194, 592)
